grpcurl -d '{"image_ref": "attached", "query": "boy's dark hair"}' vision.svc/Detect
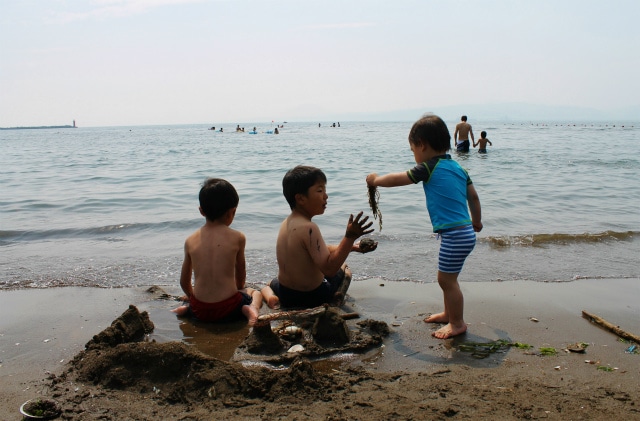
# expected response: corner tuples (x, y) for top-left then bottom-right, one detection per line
(481, 131), (487, 137)
(199, 178), (239, 221)
(282, 165), (327, 210)
(461, 115), (467, 121)
(408, 114), (451, 152)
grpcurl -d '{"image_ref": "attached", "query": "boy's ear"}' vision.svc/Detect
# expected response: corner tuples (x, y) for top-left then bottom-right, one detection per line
(198, 206), (206, 217)
(294, 192), (306, 206)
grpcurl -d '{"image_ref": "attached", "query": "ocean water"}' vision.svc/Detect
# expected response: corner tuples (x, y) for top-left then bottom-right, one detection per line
(1, 121), (639, 290)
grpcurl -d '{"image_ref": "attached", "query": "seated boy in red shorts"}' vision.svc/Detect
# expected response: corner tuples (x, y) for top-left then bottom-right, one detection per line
(171, 178), (262, 325)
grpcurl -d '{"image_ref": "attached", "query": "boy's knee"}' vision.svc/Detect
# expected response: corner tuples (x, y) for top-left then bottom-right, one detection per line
(437, 271), (459, 284)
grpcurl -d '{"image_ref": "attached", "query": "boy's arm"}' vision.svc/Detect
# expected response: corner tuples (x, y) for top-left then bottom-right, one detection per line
(329, 241), (378, 254)
(366, 172), (412, 188)
(179, 243), (194, 299)
(235, 233), (247, 290)
(309, 212), (373, 277)
(488, 139), (492, 145)
(470, 127), (475, 142)
(467, 184), (483, 232)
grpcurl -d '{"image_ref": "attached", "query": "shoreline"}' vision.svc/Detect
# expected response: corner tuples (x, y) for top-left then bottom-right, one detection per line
(1, 278), (639, 419)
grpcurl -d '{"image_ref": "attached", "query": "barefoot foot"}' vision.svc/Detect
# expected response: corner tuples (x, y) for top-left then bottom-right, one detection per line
(171, 305), (189, 316)
(243, 305), (259, 326)
(423, 312), (448, 324)
(431, 322), (467, 339)
(266, 295), (280, 310)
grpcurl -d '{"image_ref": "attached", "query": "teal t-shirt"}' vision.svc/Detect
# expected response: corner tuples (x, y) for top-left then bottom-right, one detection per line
(406, 154), (472, 232)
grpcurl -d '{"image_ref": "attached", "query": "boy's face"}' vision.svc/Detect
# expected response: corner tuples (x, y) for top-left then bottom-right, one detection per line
(409, 140), (430, 164)
(296, 180), (328, 216)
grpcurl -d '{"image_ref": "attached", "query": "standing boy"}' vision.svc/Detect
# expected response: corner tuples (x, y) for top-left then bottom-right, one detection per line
(172, 178), (262, 325)
(366, 114), (483, 339)
(261, 165), (376, 309)
(474, 131), (492, 153)
(454, 115), (474, 152)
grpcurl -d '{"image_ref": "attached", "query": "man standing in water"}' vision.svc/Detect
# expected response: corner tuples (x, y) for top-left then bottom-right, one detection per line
(454, 115), (474, 152)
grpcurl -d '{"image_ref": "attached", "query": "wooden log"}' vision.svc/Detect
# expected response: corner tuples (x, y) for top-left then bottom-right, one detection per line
(581, 310), (640, 344)
(256, 304), (328, 325)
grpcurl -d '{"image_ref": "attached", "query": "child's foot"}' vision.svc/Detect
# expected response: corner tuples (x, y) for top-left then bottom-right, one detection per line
(423, 312), (448, 324)
(432, 322), (467, 339)
(266, 295), (280, 310)
(243, 305), (259, 326)
(171, 305), (189, 316)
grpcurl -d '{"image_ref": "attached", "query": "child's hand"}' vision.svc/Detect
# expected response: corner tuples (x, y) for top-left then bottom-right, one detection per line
(366, 173), (377, 186)
(345, 211), (374, 239)
(473, 222), (483, 232)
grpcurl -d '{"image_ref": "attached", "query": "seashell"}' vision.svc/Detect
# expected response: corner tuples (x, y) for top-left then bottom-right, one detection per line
(566, 342), (588, 353)
(284, 326), (301, 335)
(287, 344), (304, 353)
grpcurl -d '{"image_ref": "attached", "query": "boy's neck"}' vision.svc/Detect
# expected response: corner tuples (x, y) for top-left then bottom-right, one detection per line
(292, 207), (315, 220)
(205, 210), (235, 227)
(426, 149), (448, 160)
(204, 218), (230, 228)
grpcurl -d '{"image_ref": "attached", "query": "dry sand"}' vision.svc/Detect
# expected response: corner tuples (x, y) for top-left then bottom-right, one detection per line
(1, 278), (639, 420)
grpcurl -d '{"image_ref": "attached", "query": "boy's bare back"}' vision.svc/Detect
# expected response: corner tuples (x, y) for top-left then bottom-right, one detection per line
(275, 212), (328, 292)
(477, 138), (491, 149)
(181, 220), (246, 303)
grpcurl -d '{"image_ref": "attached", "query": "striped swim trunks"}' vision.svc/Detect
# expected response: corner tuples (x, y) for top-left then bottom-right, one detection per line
(437, 225), (476, 273)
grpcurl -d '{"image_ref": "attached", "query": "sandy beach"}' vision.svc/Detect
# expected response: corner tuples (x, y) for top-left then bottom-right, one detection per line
(1, 278), (639, 420)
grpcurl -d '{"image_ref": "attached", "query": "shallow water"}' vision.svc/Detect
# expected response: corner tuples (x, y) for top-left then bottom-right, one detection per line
(1, 120), (639, 289)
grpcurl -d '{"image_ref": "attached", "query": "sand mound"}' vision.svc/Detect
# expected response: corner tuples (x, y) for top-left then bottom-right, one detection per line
(84, 304), (154, 351)
(58, 305), (365, 407)
(36, 304), (636, 420)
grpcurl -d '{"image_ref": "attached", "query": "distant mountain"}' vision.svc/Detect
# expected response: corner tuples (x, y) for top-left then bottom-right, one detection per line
(315, 103), (640, 123)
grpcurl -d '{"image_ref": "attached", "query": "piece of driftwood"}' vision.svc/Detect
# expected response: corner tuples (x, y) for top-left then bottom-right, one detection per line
(581, 310), (640, 344)
(256, 305), (328, 325)
(340, 312), (360, 320)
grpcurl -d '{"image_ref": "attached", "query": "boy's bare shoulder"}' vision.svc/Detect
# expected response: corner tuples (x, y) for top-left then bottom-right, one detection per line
(283, 213), (321, 245)
(287, 212), (318, 230)
(230, 227), (246, 243)
(210, 223), (245, 240)
(185, 227), (202, 243)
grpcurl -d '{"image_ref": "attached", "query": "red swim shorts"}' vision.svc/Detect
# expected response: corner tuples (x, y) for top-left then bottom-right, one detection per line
(189, 291), (252, 322)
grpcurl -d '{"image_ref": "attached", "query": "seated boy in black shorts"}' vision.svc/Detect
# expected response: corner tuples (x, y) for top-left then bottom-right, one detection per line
(261, 165), (376, 309)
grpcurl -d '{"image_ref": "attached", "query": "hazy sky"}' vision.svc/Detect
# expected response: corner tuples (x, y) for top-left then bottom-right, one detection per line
(1, 0), (638, 127)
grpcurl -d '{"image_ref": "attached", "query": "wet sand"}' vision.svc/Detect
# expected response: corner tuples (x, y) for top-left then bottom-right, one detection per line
(1, 278), (639, 419)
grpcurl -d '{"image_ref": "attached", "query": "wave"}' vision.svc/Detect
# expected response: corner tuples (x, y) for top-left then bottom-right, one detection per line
(482, 230), (638, 247)
(0, 220), (198, 244)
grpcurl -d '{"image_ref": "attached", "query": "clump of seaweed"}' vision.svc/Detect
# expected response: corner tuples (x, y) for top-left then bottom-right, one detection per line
(457, 339), (512, 359)
(539, 347), (558, 356)
(368, 185), (382, 231)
